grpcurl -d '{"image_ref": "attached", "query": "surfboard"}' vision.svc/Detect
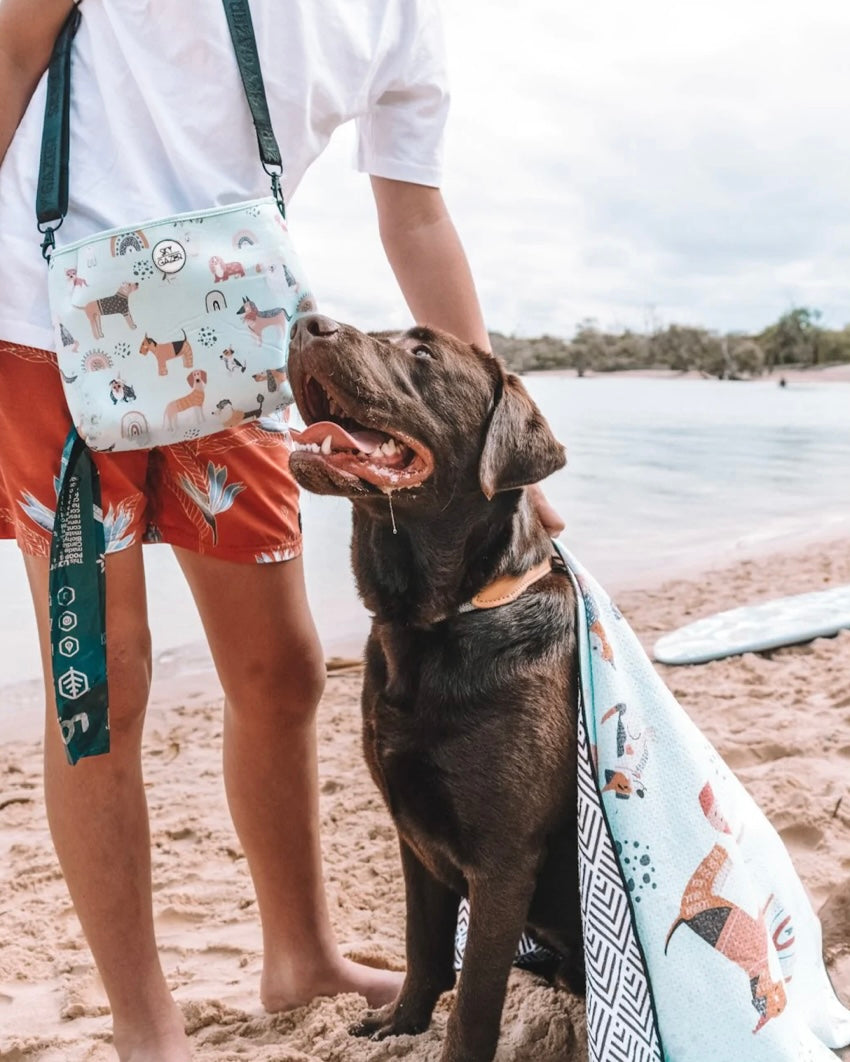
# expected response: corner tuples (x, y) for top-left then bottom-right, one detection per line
(653, 584), (850, 665)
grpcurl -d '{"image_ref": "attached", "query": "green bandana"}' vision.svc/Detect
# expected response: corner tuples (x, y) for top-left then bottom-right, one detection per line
(49, 429), (109, 764)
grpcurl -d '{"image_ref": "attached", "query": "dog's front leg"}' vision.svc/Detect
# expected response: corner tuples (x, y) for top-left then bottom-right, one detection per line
(351, 839), (458, 1041)
(442, 868), (537, 1062)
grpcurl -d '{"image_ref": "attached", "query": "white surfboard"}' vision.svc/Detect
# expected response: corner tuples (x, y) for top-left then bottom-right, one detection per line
(653, 584), (850, 665)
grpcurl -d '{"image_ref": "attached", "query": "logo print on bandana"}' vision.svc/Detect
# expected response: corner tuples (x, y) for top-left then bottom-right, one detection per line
(58, 636), (80, 657)
(57, 666), (90, 701)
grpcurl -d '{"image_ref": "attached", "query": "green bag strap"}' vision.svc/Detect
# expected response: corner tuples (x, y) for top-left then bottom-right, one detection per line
(221, 0), (286, 215)
(49, 428), (109, 765)
(36, 0), (286, 258)
(35, 4), (81, 259)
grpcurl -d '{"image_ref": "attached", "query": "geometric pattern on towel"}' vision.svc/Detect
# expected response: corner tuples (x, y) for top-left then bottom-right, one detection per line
(576, 692), (663, 1061)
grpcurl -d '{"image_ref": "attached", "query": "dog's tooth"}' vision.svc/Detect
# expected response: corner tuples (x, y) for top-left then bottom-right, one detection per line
(321, 434), (333, 455)
(311, 443), (320, 453)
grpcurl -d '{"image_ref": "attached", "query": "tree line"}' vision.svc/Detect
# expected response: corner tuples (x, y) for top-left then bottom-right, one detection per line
(490, 308), (850, 377)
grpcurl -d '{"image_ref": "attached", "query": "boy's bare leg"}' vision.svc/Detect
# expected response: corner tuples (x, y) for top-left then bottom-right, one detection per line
(24, 548), (191, 1062)
(174, 548), (402, 1010)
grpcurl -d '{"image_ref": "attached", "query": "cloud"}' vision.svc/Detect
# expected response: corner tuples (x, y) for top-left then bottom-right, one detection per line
(294, 0), (850, 337)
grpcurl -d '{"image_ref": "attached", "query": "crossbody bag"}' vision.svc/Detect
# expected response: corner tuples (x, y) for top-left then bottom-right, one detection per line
(35, 0), (313, 763)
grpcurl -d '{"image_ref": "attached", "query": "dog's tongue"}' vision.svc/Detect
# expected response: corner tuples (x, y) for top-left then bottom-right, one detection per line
(290, 422), (384, 454)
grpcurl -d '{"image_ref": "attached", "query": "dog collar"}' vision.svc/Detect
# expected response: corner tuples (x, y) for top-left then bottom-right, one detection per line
(458, 547), (566, 614)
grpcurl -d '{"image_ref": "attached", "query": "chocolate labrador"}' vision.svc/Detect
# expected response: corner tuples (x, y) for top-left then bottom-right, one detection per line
(287, 314), (583, 1062)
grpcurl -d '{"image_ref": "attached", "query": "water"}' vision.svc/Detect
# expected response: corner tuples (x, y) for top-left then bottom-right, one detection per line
(1, 376), (848, 691)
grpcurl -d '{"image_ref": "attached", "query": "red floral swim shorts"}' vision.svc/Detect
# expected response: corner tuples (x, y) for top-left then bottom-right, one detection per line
(0, 341), (302, 562)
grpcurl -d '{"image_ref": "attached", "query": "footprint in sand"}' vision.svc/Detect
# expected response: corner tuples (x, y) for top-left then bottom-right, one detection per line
(819, 881), (850, 961)
(724, 742), (799, 769)
(779, 823), (824, 851)
(58, 964), (110, 1021)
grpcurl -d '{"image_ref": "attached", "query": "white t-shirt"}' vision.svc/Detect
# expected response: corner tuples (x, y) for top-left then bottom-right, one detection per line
(0, 0), (449, 350)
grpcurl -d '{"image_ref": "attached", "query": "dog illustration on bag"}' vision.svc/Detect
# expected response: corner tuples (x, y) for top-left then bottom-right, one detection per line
(163, 369), (207, 431)
(209, 255), (246, 282)
(65, 268), (88, 289)
(220, 347), (246, 373)
(237, 296), (290, 344)
(139, 329), (194, 376)
(83, 282), (139, 339)
(59, 322), (79, 353)
(212, 393), (264, 429)
(253, 367), (287, 392)
(109, 377), (137, 405)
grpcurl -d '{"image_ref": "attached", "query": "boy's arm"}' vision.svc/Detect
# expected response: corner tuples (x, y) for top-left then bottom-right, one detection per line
(370, 175), (565, 535)
(370, 175), (491, 351)
(0, 0), (77, 165)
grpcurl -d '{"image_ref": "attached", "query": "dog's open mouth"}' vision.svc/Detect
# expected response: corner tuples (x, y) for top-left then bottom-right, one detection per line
(289, 375), (434, 489)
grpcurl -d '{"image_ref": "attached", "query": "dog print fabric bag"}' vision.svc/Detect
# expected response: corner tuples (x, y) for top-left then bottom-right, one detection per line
(38, 0), (313, 453)
(48, 200), (313, 451)
(35, 0), (313, 764)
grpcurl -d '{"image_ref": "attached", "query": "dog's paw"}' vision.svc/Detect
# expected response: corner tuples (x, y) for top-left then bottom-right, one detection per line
(554, 949), (586, 997)
(349, 1002), (394, 1039)
(349, 1000), (431, 1040)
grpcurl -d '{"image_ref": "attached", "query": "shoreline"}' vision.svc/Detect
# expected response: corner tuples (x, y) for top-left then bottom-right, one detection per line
(524, 362), (850, 382)
(1, 534), (849, 1058)
(4, 522), (850, 748)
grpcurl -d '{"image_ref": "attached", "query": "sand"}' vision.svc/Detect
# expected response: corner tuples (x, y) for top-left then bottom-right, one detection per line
(1, 538), (849, 1060)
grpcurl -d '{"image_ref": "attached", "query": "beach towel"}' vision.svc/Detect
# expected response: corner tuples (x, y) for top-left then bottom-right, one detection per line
(456, 542), (850, 1061)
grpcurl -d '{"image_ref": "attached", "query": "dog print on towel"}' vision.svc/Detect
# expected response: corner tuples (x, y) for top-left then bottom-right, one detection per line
(574, 571), (616, 667)
(666, 843), (792, 1032)
(600, 702), (652, 799)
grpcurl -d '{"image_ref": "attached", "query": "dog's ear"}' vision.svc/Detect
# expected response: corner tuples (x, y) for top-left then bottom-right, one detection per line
(478, 369), (566, 498)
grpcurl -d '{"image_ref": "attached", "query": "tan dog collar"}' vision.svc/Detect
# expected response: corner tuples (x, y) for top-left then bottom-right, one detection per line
(455, 548), (566, 615)
(468, 557), (554, 609)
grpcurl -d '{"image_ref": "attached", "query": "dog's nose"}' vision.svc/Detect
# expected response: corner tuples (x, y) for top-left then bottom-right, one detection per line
(290, 314), (339, 345)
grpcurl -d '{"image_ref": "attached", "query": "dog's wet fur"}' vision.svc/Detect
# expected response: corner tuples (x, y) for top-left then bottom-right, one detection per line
(288, 315), (583, 1062)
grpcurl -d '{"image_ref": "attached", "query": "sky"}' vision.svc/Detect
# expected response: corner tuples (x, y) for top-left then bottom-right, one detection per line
(293, 0), (850, 340)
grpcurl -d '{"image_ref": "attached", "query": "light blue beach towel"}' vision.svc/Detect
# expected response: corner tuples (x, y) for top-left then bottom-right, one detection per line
(456, 541), (850, 1061)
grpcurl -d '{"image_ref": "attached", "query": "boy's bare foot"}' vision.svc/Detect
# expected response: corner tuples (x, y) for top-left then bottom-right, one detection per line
(262, 954), (403, 1012)
(113, 1001), (191, 1062)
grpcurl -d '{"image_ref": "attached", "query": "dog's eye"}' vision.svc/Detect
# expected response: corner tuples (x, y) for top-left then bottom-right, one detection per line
(411, 344), (433, 359)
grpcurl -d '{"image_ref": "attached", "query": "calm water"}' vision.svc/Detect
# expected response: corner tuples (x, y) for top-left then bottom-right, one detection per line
(1, 376), (848, 689)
